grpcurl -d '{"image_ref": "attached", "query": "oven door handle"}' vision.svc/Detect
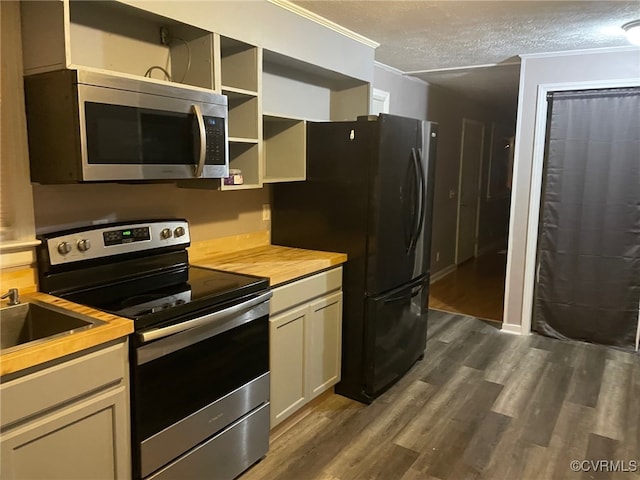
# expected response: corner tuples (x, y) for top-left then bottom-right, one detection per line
(139, 290), (272, 344)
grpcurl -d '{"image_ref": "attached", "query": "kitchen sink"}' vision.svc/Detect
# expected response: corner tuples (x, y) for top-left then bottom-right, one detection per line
(0, 300), (106, 353)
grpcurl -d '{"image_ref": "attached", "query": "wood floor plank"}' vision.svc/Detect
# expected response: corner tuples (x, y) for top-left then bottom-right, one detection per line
(581, 433), (619, 480)
(517, 361), (573, 447)
(593, 359), (633, 442)
(349, 444), (419, 480)
(422, 330), (488, 385)
(434, 315), (482, 344)
(411, 380), (503, 476)
(393, 366), (483, 452)
(567, 343), (607, 407)
(463, 331), (513, 371)
(323, 380), (436, 478)
(428, 251), (506, 322)
(624, 363), (640, 465)
(400, 469), (442, 480)
(490, 347), (551, 417)
(461, 411), (511, 472)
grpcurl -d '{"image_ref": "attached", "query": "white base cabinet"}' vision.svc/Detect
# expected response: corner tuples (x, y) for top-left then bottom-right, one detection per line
(269, 267), (343, 428)
(0, 341), (131, 480)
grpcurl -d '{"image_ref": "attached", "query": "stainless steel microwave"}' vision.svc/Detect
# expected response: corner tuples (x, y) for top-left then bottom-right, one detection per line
(24, 69), (228, 183)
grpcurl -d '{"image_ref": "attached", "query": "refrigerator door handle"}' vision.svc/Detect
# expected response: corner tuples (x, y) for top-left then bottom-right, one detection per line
(414, 147), (427, 245)
(383, 282), (426, 304)
(408, 148), (425, 252)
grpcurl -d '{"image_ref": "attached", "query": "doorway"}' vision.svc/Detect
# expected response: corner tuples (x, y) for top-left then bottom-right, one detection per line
(429, 117), (513, 323)
(455, 118), (484, 264)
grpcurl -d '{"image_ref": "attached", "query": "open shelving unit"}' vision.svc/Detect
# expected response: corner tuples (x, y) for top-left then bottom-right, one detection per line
(263, 114), (306, 183)
(20, 1), (373, 192)
(219, 36), (262, 191)
(22, 1), (217, 90)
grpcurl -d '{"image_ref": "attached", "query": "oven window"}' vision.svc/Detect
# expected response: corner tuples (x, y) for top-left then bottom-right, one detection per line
(132, 316), (269, 441)
(85, 102), (195, 165)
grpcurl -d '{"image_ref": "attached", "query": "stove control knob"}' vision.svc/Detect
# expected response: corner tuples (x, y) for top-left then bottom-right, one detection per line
(174, 226), (185, 238)
(57, 241), (72, 255)
(161, 228), (173, 239)
(77, 239), (91, 252)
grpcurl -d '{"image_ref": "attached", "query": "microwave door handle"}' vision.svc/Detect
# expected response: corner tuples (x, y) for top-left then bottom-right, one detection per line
(192, 104), (206, 177)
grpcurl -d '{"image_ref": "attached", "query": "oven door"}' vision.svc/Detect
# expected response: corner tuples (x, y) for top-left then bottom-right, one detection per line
(78, 83), (228, 181)
(131, 291), (270, 479)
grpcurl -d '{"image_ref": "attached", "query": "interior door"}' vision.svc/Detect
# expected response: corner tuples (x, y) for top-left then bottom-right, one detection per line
(456, 119), (485, 264)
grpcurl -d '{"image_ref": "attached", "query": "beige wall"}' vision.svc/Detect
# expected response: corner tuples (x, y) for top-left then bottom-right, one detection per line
(373, 63), (428, 120)
(33, 183), (270, 243)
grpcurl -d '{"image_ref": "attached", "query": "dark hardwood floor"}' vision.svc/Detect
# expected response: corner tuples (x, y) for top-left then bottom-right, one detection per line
(429, 252), (507, 323)
(241, 310), (640, 480)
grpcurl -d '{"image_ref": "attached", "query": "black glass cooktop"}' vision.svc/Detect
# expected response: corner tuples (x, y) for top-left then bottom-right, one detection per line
(63, 266), (269, 331)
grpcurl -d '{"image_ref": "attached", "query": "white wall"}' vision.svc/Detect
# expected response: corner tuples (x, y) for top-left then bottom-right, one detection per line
(503, 46), (640, 330)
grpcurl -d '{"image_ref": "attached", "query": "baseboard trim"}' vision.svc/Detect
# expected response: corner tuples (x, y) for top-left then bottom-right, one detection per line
(501, 323), (523, 335)
(430, 264), (456, 284)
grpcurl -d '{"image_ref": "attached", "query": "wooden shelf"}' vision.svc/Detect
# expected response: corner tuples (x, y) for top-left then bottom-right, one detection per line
(22, 1), (216, 90)
(220, 142), (261, 191)
(263, 115), (306, 183)
(222, 86), (259, 98)
(220, 37), (259, 92)
(262, 49), (369, 122)
(226, 94), (259, 141)
(228, 137), (259, 144)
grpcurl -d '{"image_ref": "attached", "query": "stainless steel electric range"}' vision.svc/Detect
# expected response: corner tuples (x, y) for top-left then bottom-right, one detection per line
(36, 219), (271, 480)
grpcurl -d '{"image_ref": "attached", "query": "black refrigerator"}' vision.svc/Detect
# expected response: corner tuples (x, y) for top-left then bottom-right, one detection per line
(271, 114), (438, 404)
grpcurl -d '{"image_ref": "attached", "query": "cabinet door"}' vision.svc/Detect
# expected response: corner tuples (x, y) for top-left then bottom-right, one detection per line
(269, 305), (307, 428)
(306, 291), (343, 400)
(0, 386), (131, 480)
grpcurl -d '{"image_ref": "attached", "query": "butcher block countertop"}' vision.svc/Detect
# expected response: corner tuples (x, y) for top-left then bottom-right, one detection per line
(0, 292), (133, 377)
(0, 233), (345, 376)
(191, 244), (348, 287)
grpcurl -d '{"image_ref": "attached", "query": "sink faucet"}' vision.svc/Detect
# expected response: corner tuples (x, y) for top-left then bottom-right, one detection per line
(1, 288), (20, 306)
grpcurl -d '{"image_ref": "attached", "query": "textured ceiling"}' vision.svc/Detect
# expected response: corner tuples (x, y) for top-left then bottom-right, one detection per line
(290, 1), (639, 115)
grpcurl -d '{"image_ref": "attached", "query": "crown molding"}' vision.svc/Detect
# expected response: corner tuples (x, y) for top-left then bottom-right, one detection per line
(268, 0), (379, 49)
(519, 45), (640, 59)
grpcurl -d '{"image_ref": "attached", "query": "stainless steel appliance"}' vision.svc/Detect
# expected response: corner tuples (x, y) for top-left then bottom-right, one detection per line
(36, 219), (270, 480)
(272, 114), (438, 404)
(24, 69), (228, 183)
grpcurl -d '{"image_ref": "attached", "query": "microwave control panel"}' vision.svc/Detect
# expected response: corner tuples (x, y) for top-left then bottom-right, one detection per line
(204, 116), (226, 166)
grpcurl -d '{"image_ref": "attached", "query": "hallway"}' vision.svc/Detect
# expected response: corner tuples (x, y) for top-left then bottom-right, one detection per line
(428, 251), (507, 322)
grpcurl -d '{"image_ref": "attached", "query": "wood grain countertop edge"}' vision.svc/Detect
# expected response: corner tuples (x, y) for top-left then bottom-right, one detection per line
(191, 244), (348, 288)
(0, 292), (134, 377)
(0, 244), (346, 376)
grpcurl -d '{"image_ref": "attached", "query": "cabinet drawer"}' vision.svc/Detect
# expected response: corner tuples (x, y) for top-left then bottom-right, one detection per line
(1, 341), (128, 428)
(271, 267), (342, 316)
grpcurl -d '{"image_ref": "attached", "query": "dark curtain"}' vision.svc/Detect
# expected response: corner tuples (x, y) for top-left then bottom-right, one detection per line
(533, 87), (640, 350)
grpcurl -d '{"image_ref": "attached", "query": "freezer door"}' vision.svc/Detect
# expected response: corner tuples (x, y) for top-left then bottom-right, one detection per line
(362, 275), (429, 398)
(366, 114), (425, 295)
